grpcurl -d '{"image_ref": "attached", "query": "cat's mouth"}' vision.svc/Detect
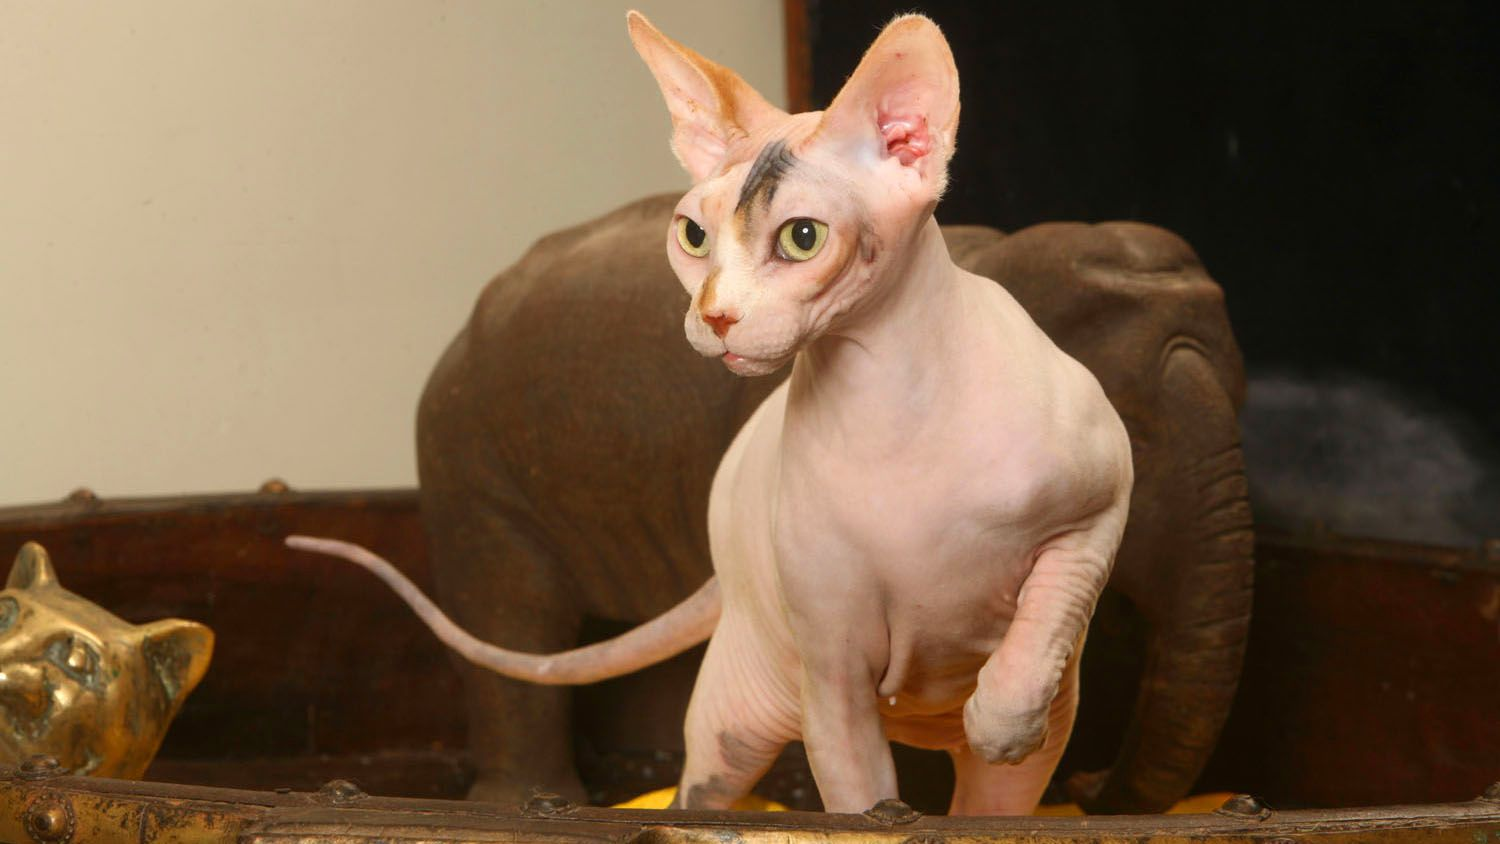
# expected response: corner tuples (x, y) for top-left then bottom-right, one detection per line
(722, 351), (788, 377)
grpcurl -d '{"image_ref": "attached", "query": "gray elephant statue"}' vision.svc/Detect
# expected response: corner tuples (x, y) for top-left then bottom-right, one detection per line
(416, 194), (1252, 814)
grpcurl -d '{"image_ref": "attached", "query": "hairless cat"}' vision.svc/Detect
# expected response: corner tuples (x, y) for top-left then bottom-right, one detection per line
(290, 12), (1132, 815)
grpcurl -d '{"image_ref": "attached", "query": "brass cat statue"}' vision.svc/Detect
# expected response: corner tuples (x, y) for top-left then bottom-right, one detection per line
(0, 542), (213, 778)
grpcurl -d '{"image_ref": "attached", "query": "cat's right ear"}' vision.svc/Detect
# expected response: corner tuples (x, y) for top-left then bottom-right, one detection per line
(816, 15), (960, 197)
(627, 11), (784, 182)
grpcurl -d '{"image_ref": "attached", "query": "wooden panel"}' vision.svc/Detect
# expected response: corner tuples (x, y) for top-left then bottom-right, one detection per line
(2, 492), (1495, 807)
(1201, 531), (1500, 807)
(0, 489), (464, 769)
(783, 0), (812, 112)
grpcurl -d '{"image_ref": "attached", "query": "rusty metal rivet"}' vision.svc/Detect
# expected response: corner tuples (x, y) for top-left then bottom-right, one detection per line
(1216, 793), (1273, 820)
(24, 795), (74, 843)
(864, 798), (921, 826)
(64, 488), (98, 505)
(522, 792), (576, 817)
(18, 755), (62, 780)
(315, 779), (366, 804)
(1481, 781), (1500, 802)
(258, 478), (292, 494)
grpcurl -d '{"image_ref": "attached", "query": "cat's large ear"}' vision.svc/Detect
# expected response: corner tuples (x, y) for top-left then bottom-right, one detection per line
(7, 542), (60, 590)
(137, 618), (214, 711)
(816, 15), (960, 195)
(627, 10), (785, 182)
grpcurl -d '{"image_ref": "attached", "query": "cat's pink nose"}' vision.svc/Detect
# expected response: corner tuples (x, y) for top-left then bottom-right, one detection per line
(704, 312), (739, 339)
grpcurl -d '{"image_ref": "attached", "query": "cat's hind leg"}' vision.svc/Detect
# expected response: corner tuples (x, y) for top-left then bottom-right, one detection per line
(671, 616), (800, 809)
(947, 651), (1079, 816)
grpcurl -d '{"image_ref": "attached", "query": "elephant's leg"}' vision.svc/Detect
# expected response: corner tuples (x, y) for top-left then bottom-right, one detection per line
(948, 652), (1079, 816)
(672, 617), (799, 809)
(424, 503), (586, 805)
(461, 606), (584, 804)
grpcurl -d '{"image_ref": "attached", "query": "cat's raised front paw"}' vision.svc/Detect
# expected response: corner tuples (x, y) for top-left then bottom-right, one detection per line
(962, 688), (1049, 765)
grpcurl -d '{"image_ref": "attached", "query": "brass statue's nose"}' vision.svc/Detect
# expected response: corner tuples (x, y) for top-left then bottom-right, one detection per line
(0, 665), (51, 721)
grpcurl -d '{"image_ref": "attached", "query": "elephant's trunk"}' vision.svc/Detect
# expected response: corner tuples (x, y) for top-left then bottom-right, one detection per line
(1082, 345), (1255, 813)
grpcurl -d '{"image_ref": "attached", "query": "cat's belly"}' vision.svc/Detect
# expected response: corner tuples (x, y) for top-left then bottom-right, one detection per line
(873, 590), (1012, 725)
(878, 627), (999, 751)
(883, 707), (970, 751)
(877, 600), (1026, 752)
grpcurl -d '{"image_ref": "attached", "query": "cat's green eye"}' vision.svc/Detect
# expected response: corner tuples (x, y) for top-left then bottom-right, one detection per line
(676, 217), (710, 257)
(776, 218), (828, 262)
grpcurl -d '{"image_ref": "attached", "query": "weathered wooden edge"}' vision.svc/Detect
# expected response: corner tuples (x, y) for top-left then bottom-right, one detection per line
(3, 768), (1498, 844)
(0, 486), (420, 528)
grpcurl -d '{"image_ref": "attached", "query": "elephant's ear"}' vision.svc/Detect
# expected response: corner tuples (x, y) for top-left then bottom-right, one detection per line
(7, 542), (60, 590)
(137, 618), (215, 713)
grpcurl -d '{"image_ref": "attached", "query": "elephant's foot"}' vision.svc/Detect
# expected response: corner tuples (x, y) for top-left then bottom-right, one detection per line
(1064, 767), (1109, 805)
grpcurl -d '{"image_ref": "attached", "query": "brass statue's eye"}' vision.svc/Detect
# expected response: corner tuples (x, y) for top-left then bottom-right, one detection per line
(776, 218), (828, 262)
(0, 597), (16, 633)
(65, 640), (91, 673)
(47, 634), (98, 680)
(676, 217), (709, 257)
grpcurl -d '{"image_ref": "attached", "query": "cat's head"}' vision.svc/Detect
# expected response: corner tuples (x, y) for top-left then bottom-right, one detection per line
(628, 12), (959, 375)
(0, 542), (213, 777)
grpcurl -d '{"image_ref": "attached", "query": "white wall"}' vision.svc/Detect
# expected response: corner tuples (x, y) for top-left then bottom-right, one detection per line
(0, 0), (785, 506)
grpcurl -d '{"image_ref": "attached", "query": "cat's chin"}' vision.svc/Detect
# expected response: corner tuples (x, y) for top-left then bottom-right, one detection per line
(721, 351), (787, 377)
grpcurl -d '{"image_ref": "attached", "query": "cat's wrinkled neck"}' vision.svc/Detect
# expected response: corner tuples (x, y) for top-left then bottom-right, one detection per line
(787, 217), (973, 436)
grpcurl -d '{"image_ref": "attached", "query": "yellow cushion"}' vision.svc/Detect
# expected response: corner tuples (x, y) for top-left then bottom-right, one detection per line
(614, 787), (788, 811)
(615, 788), (1236, 815)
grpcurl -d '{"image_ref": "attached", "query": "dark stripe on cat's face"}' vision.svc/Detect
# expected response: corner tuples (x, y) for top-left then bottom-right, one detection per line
(698, 267), (721, 314)
(735, 140), (796, 216)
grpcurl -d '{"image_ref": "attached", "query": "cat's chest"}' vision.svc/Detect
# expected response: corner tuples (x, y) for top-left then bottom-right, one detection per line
(779, 390), (1071, 543)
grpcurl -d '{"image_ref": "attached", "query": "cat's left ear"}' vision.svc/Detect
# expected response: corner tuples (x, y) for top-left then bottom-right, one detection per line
(627, 11), (785, 182)
(137, 618), (214, 711)
(816, 14), (960, 196)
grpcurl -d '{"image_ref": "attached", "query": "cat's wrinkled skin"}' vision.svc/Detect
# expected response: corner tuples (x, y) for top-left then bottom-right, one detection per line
(0, 542), (213, 778)
(636, 11), (1130, 813)
(290, 12), (1131, 815)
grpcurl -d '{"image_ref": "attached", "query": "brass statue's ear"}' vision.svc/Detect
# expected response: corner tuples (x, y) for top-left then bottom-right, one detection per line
(137, 618), (215, 712)
(7, 542), (60, 590)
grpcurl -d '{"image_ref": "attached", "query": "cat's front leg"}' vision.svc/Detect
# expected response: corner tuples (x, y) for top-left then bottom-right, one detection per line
(964, 538), (1113, 765)
(798, 646), (900, 813)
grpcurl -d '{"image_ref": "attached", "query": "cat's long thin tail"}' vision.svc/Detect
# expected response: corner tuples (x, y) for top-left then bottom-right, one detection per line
(285, 535), (720, 685)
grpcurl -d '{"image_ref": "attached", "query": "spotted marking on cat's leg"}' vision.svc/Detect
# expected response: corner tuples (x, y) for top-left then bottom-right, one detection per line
(672, 617), (798, 810)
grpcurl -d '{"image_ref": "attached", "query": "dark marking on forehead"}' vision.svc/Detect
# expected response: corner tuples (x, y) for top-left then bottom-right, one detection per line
(735, 139), (796, 215)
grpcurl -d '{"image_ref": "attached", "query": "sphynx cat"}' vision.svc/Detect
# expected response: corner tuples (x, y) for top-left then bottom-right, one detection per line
(289, 11), (1132, 815)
